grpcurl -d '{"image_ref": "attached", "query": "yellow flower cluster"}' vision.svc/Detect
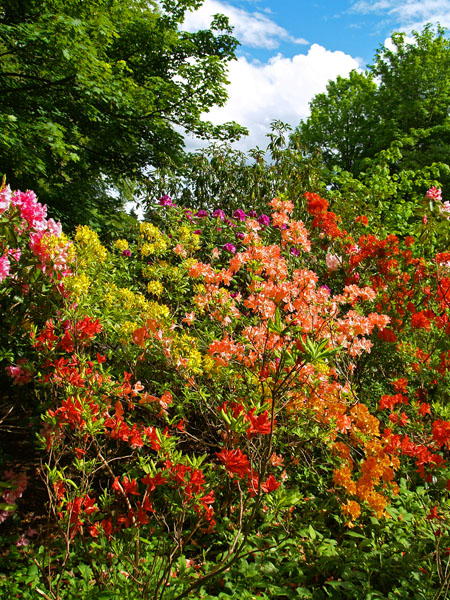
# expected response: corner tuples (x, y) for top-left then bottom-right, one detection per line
(65, 273), (92, 299)
(114, 239), (129, 252)
(202, 354), (220, 378)
(171, 333), (204, 375)
(75, 226), (108, 264)
(142, 261), (182, 284)
(104, 284), (169, 323)
(139, 223), (167, 257)
(120, 320), (139, 341)
(147, 280), (164, 297)
(175, 225), (201, 253)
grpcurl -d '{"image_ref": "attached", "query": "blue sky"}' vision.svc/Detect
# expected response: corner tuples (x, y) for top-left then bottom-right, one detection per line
(183, 0), (450, 151)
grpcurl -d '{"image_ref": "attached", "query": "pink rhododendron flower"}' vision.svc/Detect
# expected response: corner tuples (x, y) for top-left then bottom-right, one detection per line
(1, 470), (28, 516)
(426, 186), (442, 201)
(46, 218), (62, 237)
(15, 534), (30, 547)
(7, 248), (21, 261)
(12, 189), (47, 231)
(326, 253), (341, 271)
(0, 255), (10, 282)
(6, 360), (32, 385)
(0, 185), (11, 213)
(440, 201), (450, 215)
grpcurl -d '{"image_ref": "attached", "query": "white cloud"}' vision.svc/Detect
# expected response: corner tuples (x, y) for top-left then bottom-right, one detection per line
(186, 44), (361, 153)
(183, 0), (308, 49)
(351, 0), (450, 30)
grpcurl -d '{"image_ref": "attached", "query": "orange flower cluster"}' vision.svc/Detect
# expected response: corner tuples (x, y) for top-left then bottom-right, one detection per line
(333, 419), (400, 525)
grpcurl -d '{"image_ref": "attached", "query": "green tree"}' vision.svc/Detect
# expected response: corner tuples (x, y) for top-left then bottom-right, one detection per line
(298, 70), (378, 173)
(296, 25), (450, 186)
(143, 121), (327, 218)
(0, 0), (245, 229)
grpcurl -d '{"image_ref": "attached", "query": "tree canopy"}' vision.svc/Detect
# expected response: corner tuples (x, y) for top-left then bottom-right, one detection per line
(296, 25), (450, 188)
(0, 0), (245, 228)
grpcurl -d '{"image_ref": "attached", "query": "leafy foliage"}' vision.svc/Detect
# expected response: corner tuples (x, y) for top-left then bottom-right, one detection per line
(296, 25), (450, 193)
(0, 0), (245, 230)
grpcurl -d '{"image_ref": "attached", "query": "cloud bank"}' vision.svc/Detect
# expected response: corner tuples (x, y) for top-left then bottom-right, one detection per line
(351, 0), (450, 31)
(183, 0), (308, 49)
(184, 1), (360, 152)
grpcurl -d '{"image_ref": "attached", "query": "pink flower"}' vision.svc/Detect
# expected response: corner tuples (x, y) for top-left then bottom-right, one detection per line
(159, 195), (174, 206)
(426, 186), (442, 201)
(223, 243), (236, 254)
(0, 255), (10, 282)
(233, 209), (246, 222)
(46, 218), (62, 237)
(12, 190), (47, 231)
(15, 534), (30, 547)
(7, 248), (21, 261)
(0, 185), (11, 214)
(440, 201), (450, 215)
(213, 209), (226, 221)
(326, 253), (341, 271)
(6, 361), (32, 386)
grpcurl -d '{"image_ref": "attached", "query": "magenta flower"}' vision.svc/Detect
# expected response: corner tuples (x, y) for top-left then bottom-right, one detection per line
(233, 209), (246, 222)
(196, 209), (209, 218)
(159, 195), (174, 206)
(193, 229), (202, 235)
(248, 210), (258, 218)
(236, 232), (244, 240)
(258, 214), (270, 227)
(223, 242), (236, 254)
(122, 249), (132, 257)
(0, 255), (10, 282)
(213, 209), (226, 221)
(290, 247), (300, 256)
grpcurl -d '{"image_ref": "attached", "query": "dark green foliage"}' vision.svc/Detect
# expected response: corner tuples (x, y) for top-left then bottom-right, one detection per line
(0, 0), (245, 230)
(296, 25), (450, 193)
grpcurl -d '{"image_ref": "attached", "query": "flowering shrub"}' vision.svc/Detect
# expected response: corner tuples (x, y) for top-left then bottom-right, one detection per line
(3, 184), (450, 599)
(0, 182), (73, 391)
